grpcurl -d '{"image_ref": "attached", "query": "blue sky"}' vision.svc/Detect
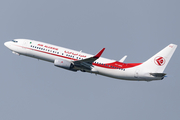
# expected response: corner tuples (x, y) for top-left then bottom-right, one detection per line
(1, 0), (180, 120)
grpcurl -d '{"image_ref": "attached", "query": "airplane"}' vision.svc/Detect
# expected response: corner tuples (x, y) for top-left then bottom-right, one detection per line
(4, 39), (177, 81)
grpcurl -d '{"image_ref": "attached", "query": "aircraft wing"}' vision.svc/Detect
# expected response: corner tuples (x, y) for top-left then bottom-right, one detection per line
(73, 48), (105, 70)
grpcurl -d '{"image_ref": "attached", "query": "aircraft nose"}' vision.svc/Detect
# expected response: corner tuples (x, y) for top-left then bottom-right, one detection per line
(4, 42), (8, 47)
(4, 41), (11, 49)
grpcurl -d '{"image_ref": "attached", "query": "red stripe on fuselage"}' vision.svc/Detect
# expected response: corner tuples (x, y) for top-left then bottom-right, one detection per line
(15, 44), (142, 69)
(93, 61), (141, 69)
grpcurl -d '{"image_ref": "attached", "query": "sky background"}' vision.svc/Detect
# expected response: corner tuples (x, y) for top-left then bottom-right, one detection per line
(1, 0), (180, 120)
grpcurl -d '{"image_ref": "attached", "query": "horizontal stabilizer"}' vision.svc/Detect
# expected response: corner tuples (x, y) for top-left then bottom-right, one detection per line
(150, 73), (166, 77)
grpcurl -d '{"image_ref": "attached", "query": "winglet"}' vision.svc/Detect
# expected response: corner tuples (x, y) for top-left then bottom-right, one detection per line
(119, 55), (127, 62)
(93, 48), (105, 58)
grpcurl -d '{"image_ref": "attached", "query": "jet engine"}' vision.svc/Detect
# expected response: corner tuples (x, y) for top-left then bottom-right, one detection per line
(54, 58), (77, 71)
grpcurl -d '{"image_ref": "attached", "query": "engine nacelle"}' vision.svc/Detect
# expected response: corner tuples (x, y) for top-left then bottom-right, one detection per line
(54, 58), (76, 71)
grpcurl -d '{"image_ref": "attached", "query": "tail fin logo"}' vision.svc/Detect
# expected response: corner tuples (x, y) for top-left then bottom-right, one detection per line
(154, 56), (166, 66)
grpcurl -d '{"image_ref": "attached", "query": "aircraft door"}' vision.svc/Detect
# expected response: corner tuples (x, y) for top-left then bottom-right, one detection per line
(19, 40), (28, 55)
(134, 69), (139, 78)
(23, 40), (27, 47)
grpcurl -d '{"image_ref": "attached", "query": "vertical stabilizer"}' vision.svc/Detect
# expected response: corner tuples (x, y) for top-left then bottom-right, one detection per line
(141, 44), (177, 73)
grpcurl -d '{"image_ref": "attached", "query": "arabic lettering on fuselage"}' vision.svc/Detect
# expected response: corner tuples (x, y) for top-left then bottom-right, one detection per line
(64, 51), (86, 58)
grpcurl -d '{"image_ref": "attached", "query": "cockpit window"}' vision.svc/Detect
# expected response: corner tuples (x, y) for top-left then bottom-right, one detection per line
(12, 40), (18, 43)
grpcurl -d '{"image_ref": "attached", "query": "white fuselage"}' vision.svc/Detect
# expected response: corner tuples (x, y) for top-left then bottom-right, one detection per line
(5, 39), (175, 81)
